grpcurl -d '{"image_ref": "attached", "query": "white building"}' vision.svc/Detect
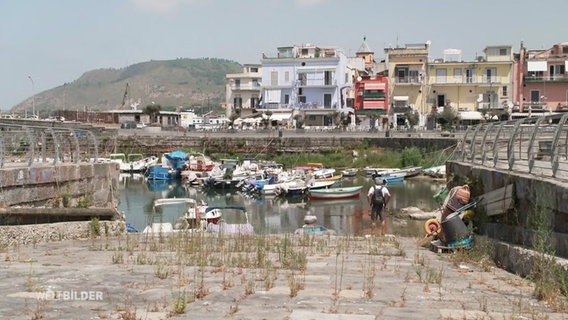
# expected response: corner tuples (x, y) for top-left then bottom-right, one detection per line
(259, 44), (351, 127)
(225, 64), (262, 118)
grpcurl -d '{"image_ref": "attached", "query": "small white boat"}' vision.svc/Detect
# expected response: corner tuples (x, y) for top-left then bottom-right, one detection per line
(423, 165), (446, 178)
(205, 206), (254, 235)
(109, 153), (159, 173)
(142, 198), (222, 233)
(308, 185), (363, 200)
(341, 168), (358, 177)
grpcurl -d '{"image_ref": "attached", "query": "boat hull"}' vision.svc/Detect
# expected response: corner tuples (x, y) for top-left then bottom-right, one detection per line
(308, 186), (363, 200)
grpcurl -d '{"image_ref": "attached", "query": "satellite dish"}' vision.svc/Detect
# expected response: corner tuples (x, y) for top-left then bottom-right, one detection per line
(356, 76), (362, 81)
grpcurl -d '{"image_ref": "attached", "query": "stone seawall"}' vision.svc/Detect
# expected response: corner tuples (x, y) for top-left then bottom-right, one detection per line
(0, 162), (120, 208)
(0, 220), (125, 247)
(112, 133), (459, 155)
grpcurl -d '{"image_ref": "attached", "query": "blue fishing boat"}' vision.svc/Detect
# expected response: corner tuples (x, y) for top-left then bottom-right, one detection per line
(146, 150), (188, 180)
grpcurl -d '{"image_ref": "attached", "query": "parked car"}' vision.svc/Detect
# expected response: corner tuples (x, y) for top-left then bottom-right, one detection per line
(120, 121), (137, 129)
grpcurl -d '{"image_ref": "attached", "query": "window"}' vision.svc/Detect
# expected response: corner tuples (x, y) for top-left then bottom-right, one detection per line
(324, 71), (332, 85)
(395, 67), (408, 83)
(235, 79), (240, 88)
(485, 68), (496, 83)
(250, 67), (259, 72)
(250, 96), (259, 108)
(436, 69), (447, 83)
(502, 86), (508, 97)
(409, 70), (419, 82)
(301, 48), (309, 56)
(530, 90), (540, 103)
(499, 48), (507, 56)
(234, 95), (243, 108)
(465, 68), (475, 83)
(453, 68), (462, 82)
(298, 96), (306, 103)
(284, 94), (289, 104)
(323, 93), (332, 108)
(270, 71), (278, 86)
(298, 73), (307, 86)
(284, 71), (290, 82)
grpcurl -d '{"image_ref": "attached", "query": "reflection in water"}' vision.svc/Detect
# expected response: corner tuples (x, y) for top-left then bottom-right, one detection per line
(118, 175), (446, 238)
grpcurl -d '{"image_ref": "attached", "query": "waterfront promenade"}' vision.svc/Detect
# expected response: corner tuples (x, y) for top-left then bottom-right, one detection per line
(1, 231), (566, 320)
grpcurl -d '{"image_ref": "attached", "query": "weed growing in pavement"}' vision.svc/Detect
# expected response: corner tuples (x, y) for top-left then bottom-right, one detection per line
(363, 254), (376, 299)
(528, 183), (567, 304)
(287, 271), (305, 298)
(112, 252), (124, 264)
(170, 289), (187, 315)
(89, 217), (100, 237)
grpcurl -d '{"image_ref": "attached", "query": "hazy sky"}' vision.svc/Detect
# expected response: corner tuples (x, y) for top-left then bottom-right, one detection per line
(1, 0), (566, 110)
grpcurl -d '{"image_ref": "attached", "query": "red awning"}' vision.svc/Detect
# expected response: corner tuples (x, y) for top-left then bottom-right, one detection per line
(364, 83), (385, 90)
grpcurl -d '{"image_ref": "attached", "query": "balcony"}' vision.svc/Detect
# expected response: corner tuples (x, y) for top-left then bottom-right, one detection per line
(362, 92), (386, 99)
(394, 76), (421, 84)
(524, 74), (568, 82)
(230, 84), (262, 91)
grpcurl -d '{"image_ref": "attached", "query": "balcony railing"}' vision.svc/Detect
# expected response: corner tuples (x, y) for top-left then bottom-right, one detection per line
(395, 76), (421, 84)
(431, 76), (502, 85)
(524, 74), (568, 82)
(362, 92), (386, 99)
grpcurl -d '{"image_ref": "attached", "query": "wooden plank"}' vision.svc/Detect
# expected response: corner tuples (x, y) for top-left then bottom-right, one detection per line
(477, 184), (514, 216)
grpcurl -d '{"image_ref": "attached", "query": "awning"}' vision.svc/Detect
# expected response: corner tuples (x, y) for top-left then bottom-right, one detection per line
(269, 113), (292, 121)
(393, 96), (409, 101)
(459, 111), (484, 121)
(364, 83), (385, 90)
(528, 61), (547, 72)
(355, 108), (387, 116)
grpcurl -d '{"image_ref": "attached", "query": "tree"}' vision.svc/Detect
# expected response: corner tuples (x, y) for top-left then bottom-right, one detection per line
(405, 110), (420, 128)
(438, 106), (459, 130)
(143, 104), (162, 124)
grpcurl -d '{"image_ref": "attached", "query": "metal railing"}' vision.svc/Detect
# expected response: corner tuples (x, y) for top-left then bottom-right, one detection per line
(453, 113), (568, 180)
(0, 122), (100, 168)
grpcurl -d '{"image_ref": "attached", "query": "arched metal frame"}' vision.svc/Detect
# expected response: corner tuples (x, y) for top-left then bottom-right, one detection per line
(455, 113), (568, 181)
(0, 123), (102, 168)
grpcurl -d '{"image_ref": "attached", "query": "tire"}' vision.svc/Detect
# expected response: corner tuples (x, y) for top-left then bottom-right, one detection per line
(424, 219), (441, 236)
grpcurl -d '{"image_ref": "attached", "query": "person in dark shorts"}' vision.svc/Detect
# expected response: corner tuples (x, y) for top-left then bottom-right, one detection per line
(367, 177), (391, 235)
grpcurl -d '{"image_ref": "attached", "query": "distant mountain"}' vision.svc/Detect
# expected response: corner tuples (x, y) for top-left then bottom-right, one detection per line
(11, 58), (243, 115)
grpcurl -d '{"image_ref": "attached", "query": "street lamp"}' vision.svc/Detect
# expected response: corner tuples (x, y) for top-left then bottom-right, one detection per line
(28, 75), (35, 118)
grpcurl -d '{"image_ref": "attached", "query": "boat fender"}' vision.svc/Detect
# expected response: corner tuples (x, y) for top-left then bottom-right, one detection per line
(424, 218), (441, 236)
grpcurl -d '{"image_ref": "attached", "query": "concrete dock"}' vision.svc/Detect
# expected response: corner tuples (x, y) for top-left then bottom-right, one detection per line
(0, 232), (566, 320)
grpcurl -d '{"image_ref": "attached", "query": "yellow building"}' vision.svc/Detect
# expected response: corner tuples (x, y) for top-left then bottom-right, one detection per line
(428, 45), (514, 123)
(384, 43), (430, 127)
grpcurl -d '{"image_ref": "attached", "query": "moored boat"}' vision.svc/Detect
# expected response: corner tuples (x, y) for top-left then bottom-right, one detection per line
(341, 168), (359, 177)
(308, 185), (363, 200)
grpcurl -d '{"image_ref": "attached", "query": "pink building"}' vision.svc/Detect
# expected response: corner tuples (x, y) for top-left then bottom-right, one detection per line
(514, 42), (568, 115)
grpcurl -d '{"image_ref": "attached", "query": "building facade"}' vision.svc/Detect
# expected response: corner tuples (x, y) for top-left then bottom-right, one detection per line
(258, 44), (351, 127)
(428, 45), (514, 123)
(225, 64), (262, 118)
(515, 42), (568, 117)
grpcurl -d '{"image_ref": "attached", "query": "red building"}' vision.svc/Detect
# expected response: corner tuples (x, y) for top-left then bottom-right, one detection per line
(354, 75), (389, 115)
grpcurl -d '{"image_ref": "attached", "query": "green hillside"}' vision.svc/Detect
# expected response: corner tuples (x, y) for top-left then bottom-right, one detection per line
(11, 58), (243, 116)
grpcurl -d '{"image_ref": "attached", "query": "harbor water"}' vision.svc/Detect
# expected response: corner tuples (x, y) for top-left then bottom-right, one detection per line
(118, 174), (446, 237)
